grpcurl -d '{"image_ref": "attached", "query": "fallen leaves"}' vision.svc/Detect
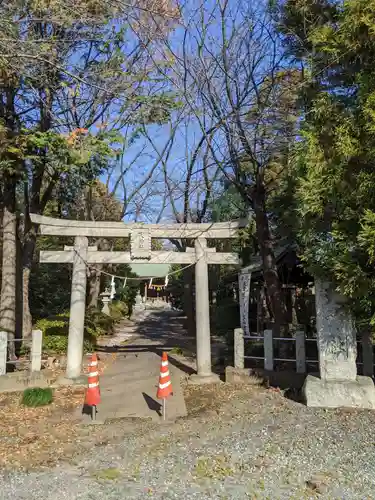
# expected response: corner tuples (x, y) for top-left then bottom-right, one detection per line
(0, 386), (84, 469)
(183, 382), (268, 417)
(0, 353), (116, 470)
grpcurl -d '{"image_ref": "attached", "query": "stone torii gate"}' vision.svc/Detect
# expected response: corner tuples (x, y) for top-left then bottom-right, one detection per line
(30, 214), (245, 383)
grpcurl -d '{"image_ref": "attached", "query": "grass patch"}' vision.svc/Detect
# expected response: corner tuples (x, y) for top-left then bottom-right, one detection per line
(93, 467), (122, 481)
(194, 454), (234, 479)
(169, 347), (184, 356)
(21, 387), (53, 407)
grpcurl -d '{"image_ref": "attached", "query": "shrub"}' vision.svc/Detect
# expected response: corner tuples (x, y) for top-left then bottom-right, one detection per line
(86, 308), (117, 336)
(35, 303), (123, 355)
(22, 387), (53, 407)
(42, 331), (94, 354)
(211, 299), (239, 339)
(109, 300), (128, 320)
(35, 313), (95, 354)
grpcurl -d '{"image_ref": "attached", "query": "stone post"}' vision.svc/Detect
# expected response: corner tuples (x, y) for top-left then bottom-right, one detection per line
(189, 238), (219, 384)
(234, 328), (244, 369)
(0, 331), (7, 376)
(303, 279), (375, 409)
(238, 271), (251, 336)
(295, 329), (306, 374)
(66, 236), (88, 379)
(31, 329), (42, 372)
(264, 329), (273, 371)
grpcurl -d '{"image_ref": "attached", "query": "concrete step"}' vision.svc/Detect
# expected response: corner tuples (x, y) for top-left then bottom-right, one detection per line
(76, 350), (187, 424)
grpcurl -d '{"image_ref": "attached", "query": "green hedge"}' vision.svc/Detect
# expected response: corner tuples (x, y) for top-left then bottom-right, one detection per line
(35, 304), (126, 355)
(35, 314), (95, 354)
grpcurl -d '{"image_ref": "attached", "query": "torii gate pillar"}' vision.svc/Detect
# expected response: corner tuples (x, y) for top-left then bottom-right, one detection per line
(189, 238), (220, 384)
(66, 236), (88, 379)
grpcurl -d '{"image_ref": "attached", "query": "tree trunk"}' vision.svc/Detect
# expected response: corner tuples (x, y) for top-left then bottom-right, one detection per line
(88, 267), (101, 308)
(0, 182), (17, 360)
(15, 223), (23, 348)
(253, 184), (286, 330)
(209, 265), (219, 305)
(183, 266), (195, 336)
(87, 238), (110, 308)
(22, 268), (32, 337)
(22, 224), (37, 338)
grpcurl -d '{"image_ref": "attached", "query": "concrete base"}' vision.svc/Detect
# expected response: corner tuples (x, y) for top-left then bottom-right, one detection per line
(158, 417), (176, 425)
(225, 366), (263, 385)
(80, 417), (106, 425)
(226, 366), (307, 390)
(75, 351), (187, 423)
(52, 374), (87, 388)
(188, 372), (221, 385)
(0, 370), (55, 393)
(302, 374), (375, 410)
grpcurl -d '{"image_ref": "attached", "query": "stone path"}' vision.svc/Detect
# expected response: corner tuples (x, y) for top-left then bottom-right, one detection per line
(96, 317), (139, 348)
(80, 310), (189, 423)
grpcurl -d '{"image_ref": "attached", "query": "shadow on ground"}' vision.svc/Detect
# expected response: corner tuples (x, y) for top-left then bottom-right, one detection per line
(96, 310), (225, 377)
(142, 392), (162, 416)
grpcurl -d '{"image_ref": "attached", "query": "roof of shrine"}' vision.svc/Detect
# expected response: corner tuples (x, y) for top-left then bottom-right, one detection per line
(129, 263), (170, 278)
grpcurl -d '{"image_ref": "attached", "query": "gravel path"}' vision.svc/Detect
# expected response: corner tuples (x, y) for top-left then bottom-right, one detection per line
(96, 310), (153, 348)
(2, 382), (375, 499)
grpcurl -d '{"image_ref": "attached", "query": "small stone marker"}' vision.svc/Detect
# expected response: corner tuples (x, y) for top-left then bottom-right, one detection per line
(0, 331), (7, 376)
(31, 329), (43, 372)
(234, 328), (244, 369)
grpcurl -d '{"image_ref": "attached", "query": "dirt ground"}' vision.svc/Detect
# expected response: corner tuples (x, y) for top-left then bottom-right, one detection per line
(2, 373), (375, 499)
(0, 352), (118, 470)
(0, 370), (257, 471)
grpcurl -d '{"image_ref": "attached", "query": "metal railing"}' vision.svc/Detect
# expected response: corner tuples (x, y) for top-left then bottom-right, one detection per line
(234, 328), (374, 376)
(0, 330), (43, 375)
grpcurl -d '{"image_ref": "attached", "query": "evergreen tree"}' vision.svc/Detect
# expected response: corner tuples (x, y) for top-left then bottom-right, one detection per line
(275, 0), (375, 325)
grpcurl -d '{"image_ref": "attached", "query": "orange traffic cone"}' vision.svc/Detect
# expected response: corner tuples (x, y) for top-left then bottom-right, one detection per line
(84, 353), (101, 419)
(157, 352), (173, 420)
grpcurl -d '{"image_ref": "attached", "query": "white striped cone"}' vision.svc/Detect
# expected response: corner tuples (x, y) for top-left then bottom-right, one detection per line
(157, 352), (173, 399)
(85, 353), (101, 406)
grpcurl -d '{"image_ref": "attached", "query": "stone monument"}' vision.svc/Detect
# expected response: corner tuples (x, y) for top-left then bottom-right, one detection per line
(303, 279), (375, 409)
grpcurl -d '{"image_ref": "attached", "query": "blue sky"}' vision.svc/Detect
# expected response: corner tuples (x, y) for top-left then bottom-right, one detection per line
(101, 0), (271, 224)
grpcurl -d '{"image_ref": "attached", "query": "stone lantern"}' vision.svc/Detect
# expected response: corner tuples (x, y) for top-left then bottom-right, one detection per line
(100, 288), (111, 315)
